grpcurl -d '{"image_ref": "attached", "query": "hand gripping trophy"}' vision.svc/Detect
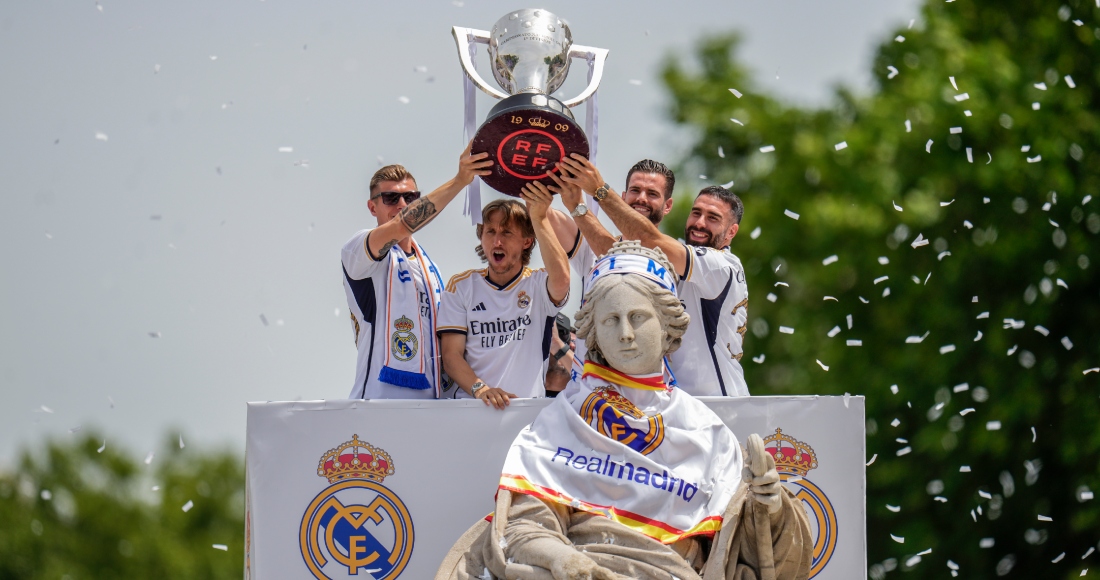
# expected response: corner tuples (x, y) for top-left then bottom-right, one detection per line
(452, 9), (607, 196)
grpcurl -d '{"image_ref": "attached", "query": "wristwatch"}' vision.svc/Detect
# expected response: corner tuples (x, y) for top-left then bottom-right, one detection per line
(593, 183), (611, 202)
(470, 380), (488, 397)
(570, 203), (589, 218)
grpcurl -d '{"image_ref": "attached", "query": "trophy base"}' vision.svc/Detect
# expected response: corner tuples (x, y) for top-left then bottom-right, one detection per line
(472, 93), (590, 197)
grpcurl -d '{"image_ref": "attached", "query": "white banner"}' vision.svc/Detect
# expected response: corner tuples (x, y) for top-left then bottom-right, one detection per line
(245, 396), (865, 579)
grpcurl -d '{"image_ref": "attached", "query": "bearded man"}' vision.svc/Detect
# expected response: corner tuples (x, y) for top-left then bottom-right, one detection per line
(436, 241), (811, 580)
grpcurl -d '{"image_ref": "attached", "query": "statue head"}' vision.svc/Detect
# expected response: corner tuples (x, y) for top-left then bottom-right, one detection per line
(573, 241), (690, 375)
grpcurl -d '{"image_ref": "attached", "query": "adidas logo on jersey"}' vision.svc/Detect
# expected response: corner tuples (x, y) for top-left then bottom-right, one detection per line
(472, 302), (487, 312)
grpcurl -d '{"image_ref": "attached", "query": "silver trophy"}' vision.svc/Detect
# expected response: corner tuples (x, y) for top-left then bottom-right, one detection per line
(453, 9), (608, 195)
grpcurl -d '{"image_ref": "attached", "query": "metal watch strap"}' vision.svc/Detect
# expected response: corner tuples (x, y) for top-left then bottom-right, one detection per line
(570, 203), (589, 218)
(470, 381), (488, 397)
(593, 183), (611, 202)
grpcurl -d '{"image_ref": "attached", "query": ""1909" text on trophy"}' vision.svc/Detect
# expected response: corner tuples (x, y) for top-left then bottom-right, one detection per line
(453, 9), (608, 196)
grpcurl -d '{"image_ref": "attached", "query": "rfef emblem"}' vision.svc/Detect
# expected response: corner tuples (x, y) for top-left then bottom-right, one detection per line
(390, 316), (417, 362)
(299, 435), (415, 579)
(764, 428), (837, 578)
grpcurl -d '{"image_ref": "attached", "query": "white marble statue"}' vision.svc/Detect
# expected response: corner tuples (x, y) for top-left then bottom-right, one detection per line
(437, 241), (813, 580)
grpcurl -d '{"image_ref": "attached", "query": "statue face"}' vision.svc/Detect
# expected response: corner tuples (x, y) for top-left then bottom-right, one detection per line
(593, 282), (667, 376)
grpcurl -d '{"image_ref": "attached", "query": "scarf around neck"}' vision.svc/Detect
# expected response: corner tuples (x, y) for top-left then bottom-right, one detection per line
(377, 239), (444, 396)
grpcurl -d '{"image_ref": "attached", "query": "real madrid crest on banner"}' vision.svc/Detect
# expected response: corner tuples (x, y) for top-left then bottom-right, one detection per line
(390, 316), (417, 362)
(765, 428), (838, 578)
(299, 435), (415, 579)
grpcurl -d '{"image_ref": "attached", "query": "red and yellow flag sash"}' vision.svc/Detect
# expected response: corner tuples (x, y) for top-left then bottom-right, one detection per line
(582, 361), (668, 392)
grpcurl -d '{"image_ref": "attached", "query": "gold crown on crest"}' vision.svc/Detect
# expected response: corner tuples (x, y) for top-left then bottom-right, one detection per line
(763, 428), (818, 476)
(394, 316), (414, 332)
(317, 435), (395, 484)
(528, 117), (551, 129)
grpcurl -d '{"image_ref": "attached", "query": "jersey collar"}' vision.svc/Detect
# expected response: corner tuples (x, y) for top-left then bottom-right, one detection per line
(483, 267), (527, 291)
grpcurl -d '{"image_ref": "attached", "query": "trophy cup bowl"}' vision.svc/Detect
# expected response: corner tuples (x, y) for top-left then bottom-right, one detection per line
(454, 9), (606, 196)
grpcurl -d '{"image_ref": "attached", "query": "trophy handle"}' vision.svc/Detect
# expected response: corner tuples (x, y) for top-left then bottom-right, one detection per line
(561, 45), (609, 109)
(451, 26), (510, 100)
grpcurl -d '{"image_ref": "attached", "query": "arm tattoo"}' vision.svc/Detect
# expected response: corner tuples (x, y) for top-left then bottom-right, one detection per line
(378, 239), (398, 257)
(399, 198), (438, 233)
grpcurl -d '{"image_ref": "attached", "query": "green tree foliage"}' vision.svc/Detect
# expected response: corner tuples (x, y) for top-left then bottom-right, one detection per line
(659, 0), (1099, 577)
(0, 432), (243, 579)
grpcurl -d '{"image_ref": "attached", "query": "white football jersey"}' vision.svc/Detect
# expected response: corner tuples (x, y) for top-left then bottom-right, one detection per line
(669, 244), (750, 397)
(566, 233), (599, 382)
(341, 229), (441, 400)
(438, 267), (565, 398)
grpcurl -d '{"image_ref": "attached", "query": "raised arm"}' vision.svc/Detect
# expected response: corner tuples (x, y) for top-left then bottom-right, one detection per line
(558, 154), (688, 277)
(521, 181), (570, 306)
(546, 171), (618, 257)
(367, 142), (492, 258)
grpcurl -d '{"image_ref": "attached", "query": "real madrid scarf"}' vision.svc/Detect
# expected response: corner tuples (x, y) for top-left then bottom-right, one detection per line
(498, 366), (744, 544)
(378, 240), (444, 395)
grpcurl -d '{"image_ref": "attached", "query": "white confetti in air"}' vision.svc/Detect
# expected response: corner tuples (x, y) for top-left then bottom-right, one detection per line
(950, 126), (962, 134)
(784, 209), (799, 220)
(779, 326), (795, 334)
(759, 145), (775, 153)
(1085, 195), (1093, 205)
(974, 331), (983, 341)
(728, 88), (742, 98)
(987, 152), (992, 164)
(896, 446), (911, 456)
(774, 282), (789, 288)
(1030, 426), (1037, 442)
(846, 340), (862, 346)
(1027, 155), (1042, 163)
(1034, 325), (1050, 336)
(95, 132), (109, 141)
(938, 251), (952, 261)
(890, 385), (899, 394)
(179, 434), (186, 449)
(895, 35), (906, 42)
(954, 93), (970, 101)
(213, 544), (228, 551)
(822, 255), (838, 265)
(859, 296), (869, 304)
(1056, 279), (1068, 289)
(891, 418), (900, 427)
(97, 440), (106, 453)
(718, 146), (725, 158)
(1061, 337), (1074, 350)
(1037, 514), (1052, 522)
(954, 383), (969, 392)
(886, 504), (901, 512)
(209, 55), (218, 61)
(720, 180), (734, 188)
(949, 76), (958, 90)
(904, 119), (911, 132)
(979, 538), (995, 549)
(960, 465), (971, 472)
(1034, 82), (1048, 90)
(925, 139), (933, 153)
(892, 200), (904, 211)
(887, 66), (899, 79)
(866, 454), (877, 466)
(823, 296), (838, 301)
(1032, 102), (1041, 110)
(1021, 145), (1031, 152)
(182, 500), (194, 512)
(730, 118), (744, 126)
(1082, 491), (1095, 501)
(1065, 75), (1076, 88)
(1073, 19), (1084, 25)
(906, 332), (930, 344)
(816, 360), (829, 371)
(835, 141), (848, 151)
(628, 79), (642, 86)
(397, 96), (410, 104)
(874, 276), (889, 285)
(878, 256), (889, 265)
(891, 534), (905, 543)
(966, 148), (973, 163)
(278, 146), (293, 153)
(960, 408), (975, 415)
(964, 110), (972, 116)
(752, 354), (765, 363)
(1054, 553), (1067, 563)
(1007, 345), (1018, 355)
(986, 421), (1001, 430)
(939, 344), (956, 354)
(144, 452), (155, 465)
(827, 326), (841, 337)
(1084, 368), (1099, 375)
(979, 490), (992, 499)
(911, 234), (929, 248)
(940, 198), (955, 207)
(154, 64), (161, 74)
(918, 548), (932, 556)
(963, 220), (974, 229)
(766, 293), (777, 303)
(846, 314), (853, 329)
(750, 227), (761, 239)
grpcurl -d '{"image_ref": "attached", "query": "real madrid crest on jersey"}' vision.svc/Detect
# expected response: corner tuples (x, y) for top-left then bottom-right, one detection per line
(516, 290), (531, 309)
(299, 435), (415, 579)
(390, 316), (417, 362)
(764, 428), (837, 578)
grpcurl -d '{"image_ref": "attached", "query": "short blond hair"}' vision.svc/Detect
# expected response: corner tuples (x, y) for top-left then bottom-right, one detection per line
(369, 164), (416, 195)
(475, 199), (536, 266)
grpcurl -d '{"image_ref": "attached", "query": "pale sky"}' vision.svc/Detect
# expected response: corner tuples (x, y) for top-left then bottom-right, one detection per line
(0, 0), (920, 466)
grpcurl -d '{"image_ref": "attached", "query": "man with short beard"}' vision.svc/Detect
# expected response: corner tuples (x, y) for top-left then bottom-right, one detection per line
(552, 154), (750, 397)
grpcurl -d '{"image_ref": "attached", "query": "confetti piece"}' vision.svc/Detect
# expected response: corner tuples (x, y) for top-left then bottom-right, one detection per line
(1054, 553), (1067, 563)
(1073, 19), (1084, 25)
(926, 139), (933, 153)
(827, 326), (841, 337)
(153, 63), (161, 74)
(277, 146), (293, 153)
(209, 55), (218, 61)
(940, 344), (956, 354)
(986, 421), (1002, 430)
(950, 126), (963, 134)
(846, 340), (863, 346)
(718, 146), (725, 158)
(964, 110), (972, 116)
(911, 233), (929, 248)
(887, 66), (899, 79)
(891, 534), (905, 543)
(1085, 195), (1093, 205)
(906, 332), (930, 344)
(1037, 514), (1052, 522)
(834, 141), (848, 151)
(728, 88), (742, 98)
(766, 293), (777, 302)
(933, 496), (947, 503)
(886, 504), (901, 512)
(182, 500), (194, 512)
(948, 561), (960, 571)
(918, 548), (932, 556)
(823, 296), (838, 302)
(759, 145), (775, 153)
(1061, 337), (1074, 350)
(822, 255), (838, 265)
(904, 120), (911, 132)
(1031, 102), (1041, 111)
(878, 256), (889, 265)
(39, 405), (53, 413)
(846, 314), (853, 329)
(213, 544), (228, 551)
(1084, 368), (1099, 375)
(816, 360), (829, 371)
(896, 446), (911, 456)
(627, 79), (642, 86)
(750, 227), (761, 239)
(954, 93), (969, 101)
(397, 96), (410, 104)
(774, 282), (789, 288)
(95, 132), (109, 141)
(97, 440), (106, 453)
(966, 148), (973, 163)
(960, 465), (971, 472)
(1082, 491), (1095, 500)
(938, 251), (952, 261)
(987, 152), (992, 164)
(866, 454), (877, 466)
(954, 383), (969, 392)
(779, 326), (794, 334)
(895, 35), (906, 42)
(720, 180), (734, 188)
(179, 434), (186, 449)
(963, 220), (973, 229)
(1007, 345), (1018, 355)
(144, 452), (155, 465)
(891, 417), (900, 426)
(752, 354), (765, 363)
(1034, 325), (1050, 336)
(1031, 427), (1037, 442)
(974, 330), (983, 341)
(784, 209), (799, 220)
(940, 199), (955, 207)
(1034, 82), (1048, 90)
(730, 118), (744, 126)
(1065, 75), (1076, 88)
(892, 200), (904, 211)
(979, 490), (992, 499)
(977, 311), (989, 319)
(874, 276), (889, 285)
(858, 296), (869, 304)
(960, 408), (975, 415)
(1057, 279), (1068, 289)
(1027, 155), (1042, 163)
(949, 76), (958, 90)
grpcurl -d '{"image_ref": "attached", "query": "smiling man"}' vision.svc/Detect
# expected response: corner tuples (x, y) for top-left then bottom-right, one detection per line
(438, 184), (570, 410)
(554, 154), (750, 397)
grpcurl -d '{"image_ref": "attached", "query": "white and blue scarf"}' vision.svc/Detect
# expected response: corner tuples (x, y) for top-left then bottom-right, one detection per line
(378, 240), (445, 395)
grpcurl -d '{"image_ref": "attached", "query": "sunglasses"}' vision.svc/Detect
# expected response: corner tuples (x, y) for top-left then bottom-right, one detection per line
(371, 190), (422, 206)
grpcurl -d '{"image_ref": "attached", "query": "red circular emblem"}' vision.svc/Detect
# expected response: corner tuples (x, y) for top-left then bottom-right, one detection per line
(496, 129), (566, 180)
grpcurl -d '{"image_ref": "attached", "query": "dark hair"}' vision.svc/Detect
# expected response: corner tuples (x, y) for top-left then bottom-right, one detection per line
(475, 199), (536, 266)
(697, 185), (744, 224)
(625, 159), (676, 201)
(369, 164), (416, 195)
